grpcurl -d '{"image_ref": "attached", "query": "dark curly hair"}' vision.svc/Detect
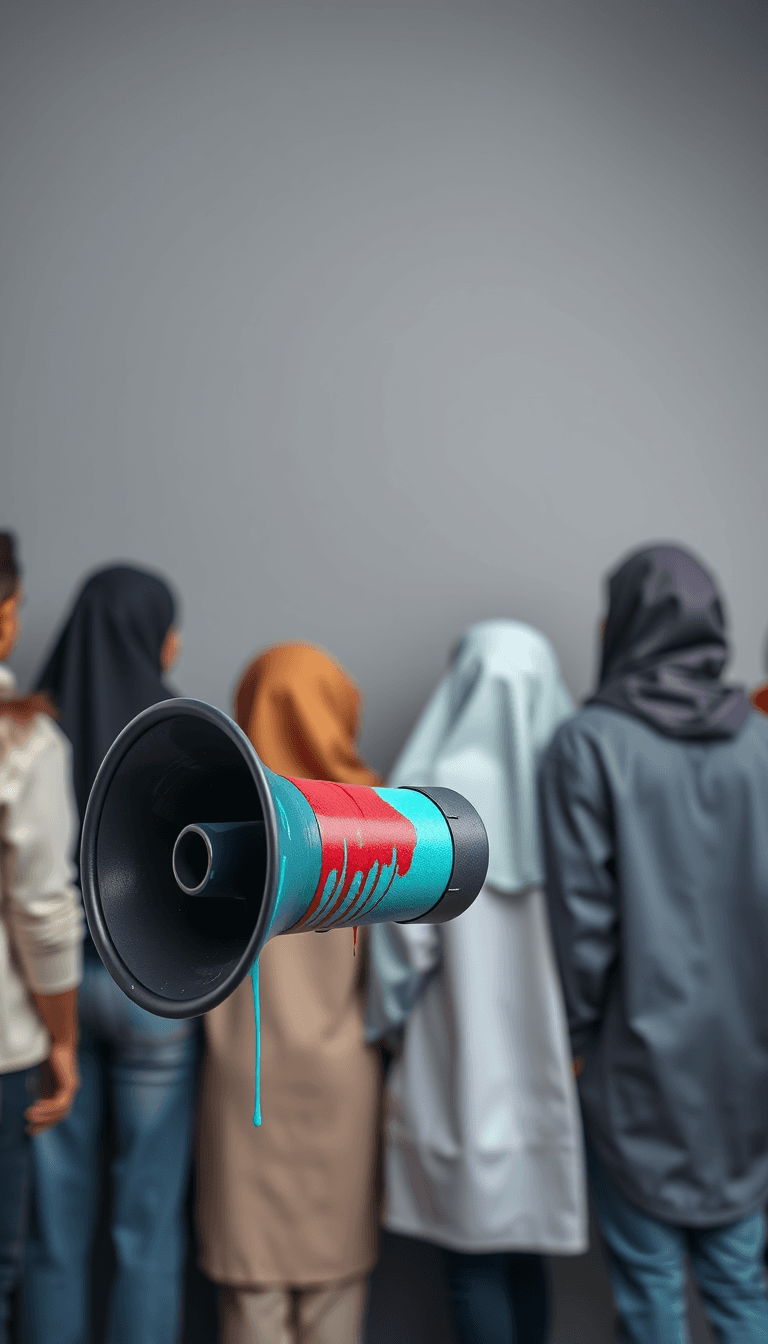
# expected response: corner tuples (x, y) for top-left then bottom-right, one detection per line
(0, 533), (20, 606)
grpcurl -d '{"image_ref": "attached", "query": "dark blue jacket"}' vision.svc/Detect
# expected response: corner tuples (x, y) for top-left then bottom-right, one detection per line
(540, 704), (768, 1226)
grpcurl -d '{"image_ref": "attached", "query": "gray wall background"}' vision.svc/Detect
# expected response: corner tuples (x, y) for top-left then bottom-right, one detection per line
(3, 0), (768, 771)
(3, 1), (767, 1340)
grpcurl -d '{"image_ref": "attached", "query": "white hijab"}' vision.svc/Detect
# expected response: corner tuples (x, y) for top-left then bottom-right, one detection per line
(390, 620), (573, 893)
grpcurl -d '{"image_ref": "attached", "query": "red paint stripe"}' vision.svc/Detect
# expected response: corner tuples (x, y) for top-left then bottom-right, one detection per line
(287, 780), (417, 930)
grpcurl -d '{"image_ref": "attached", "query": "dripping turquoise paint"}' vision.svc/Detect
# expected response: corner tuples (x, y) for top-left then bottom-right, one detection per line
(250, 959), (262, 1126)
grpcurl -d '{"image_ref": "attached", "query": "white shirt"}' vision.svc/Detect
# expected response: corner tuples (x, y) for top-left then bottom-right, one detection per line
(0, 666), (83, 1073)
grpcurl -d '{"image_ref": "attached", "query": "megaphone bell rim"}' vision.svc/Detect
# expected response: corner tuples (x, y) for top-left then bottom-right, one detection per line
(80, 698), (281, 1018)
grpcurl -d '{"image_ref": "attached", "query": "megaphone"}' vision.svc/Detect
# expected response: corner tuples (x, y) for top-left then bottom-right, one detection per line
(81, 699), (489, 1021)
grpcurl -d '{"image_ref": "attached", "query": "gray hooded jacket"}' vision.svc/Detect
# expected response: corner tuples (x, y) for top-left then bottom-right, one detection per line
(540, 546), (768, 1226)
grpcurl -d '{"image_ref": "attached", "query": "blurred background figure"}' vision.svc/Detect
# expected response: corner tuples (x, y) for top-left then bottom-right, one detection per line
(0, 534), (83, 1344)
(366, 620), (587, 1344)
(540, 544), (768, 1344)
(23, 566), (195, 1344)
(196, 643), (383, 1344)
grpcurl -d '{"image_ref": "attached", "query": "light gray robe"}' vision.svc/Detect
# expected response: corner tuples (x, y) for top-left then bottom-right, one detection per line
(366, 621), (587, 1252)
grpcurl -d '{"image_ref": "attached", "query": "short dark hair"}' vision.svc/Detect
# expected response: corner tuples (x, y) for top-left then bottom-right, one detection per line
(0, 533), (21, 605)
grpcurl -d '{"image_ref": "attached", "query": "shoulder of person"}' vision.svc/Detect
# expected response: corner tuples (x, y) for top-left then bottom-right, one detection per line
(543, 704), (610, 762)
(0, 710), (71, 778)
(541, 706), (645, 795)
(737, 707), (768, 754)
(32, 713), (72, 757)
(746, 705), (768, 733)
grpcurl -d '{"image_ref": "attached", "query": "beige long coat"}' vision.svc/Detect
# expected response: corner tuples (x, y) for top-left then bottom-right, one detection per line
(196, 645), (383, 1288)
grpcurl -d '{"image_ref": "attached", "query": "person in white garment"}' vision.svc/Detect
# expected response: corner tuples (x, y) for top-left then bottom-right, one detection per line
(366, 620), (587, 1344)
(0, 533), (83, 1344)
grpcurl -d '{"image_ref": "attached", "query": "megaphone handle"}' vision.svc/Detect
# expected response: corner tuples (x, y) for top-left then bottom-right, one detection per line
(249, 960), (262, 1127)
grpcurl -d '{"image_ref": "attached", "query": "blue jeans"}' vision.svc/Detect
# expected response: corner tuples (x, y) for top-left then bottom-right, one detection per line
(0, 1067), (37, 1344)
(442, 1249), (550, 1344)
(23, 959), (196, 1344)
(588, 1145), (768, 1343)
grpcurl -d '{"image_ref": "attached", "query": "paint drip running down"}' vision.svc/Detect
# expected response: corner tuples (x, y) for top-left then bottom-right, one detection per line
(250, 958), (262, 1127)
(287, 780), (418, 931)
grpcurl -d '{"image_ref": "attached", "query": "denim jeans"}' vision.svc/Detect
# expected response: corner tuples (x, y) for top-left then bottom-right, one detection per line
(441, 1248), (550, 1344)
(23, 958), (196, 1344)
(588, 1145), (768, 1343)
(0, 1066), (37, 1344)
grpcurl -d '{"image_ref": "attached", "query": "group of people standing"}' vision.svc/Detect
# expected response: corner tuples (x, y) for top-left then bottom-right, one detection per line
(1, 531), (768, 1344)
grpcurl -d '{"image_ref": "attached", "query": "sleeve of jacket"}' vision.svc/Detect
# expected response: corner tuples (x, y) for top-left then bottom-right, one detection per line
(4, 720), (84, 994)
(364, 920), (442, 1044)
(538, 723), (618, 1057)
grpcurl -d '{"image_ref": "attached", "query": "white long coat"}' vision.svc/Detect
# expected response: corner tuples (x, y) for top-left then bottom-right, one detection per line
(367, 884), (586, 1253)
(366, 621), (587, 1253)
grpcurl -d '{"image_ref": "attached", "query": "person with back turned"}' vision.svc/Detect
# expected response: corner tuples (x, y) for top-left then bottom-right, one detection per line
(22, 565), (195, 1344)
(366, 620), (587, 1344)
(196, 643), (383, 1344)
(0, 534), (83, 1343)
(539, 543), (768, 1343)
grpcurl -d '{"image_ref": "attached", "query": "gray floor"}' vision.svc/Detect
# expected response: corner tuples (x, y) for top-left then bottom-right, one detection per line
(176, 1217), (718, 1343)
(366, 1223), (716, 1344)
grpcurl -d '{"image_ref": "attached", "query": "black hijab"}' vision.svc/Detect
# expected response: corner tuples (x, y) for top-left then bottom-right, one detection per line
(36, 565), (176, 816)
(589, 544), (751, 739)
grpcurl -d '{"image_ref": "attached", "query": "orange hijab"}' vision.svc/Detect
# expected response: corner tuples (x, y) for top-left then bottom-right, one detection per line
(752, 683), (768, 716)
(234, 643), (380, 786)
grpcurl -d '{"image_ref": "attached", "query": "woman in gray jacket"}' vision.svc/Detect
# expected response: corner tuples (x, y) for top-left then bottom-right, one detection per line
(540, 543), (768, 1344)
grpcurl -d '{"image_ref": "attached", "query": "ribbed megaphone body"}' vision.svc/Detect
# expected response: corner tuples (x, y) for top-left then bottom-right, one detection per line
(81, 699), (488, 1020)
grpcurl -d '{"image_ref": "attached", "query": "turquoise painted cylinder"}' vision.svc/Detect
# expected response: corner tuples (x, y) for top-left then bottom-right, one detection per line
(264, 772), (456, 937)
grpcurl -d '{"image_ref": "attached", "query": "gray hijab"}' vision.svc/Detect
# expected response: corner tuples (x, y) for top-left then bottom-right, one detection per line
(589, 544), (750, 739)
(390, 620), (573, 892)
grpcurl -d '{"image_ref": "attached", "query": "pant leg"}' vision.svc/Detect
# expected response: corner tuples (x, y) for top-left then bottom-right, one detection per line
(507, 1254), (550, 1344)
(687, 1210), (768, 1344)
(0, 1067), (37, 1344)
(104, 972), (195, 1344)
(442, 1249), (518, 1344)
(219, 1287), (294, 1344)
(296, 1279), (366, 1344)
(22, 1026), (103, 1344)
(587, 1145), (688, 1344)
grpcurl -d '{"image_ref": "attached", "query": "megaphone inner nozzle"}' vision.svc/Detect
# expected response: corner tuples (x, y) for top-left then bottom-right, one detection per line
(173, 826), (213, 894)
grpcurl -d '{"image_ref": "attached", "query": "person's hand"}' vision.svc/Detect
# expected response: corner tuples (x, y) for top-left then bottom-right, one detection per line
(572, 1056), (584, 1079)
(27, 987), (80, 1135)
(26, 1043), (79, 1135)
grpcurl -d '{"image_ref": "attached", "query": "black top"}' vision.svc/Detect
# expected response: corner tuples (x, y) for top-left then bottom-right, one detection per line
(36, 565), (176, 818)
(589, 543), (750, 739)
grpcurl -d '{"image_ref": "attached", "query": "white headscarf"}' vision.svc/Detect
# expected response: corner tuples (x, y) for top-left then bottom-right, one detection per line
(390, 620), (573, 894)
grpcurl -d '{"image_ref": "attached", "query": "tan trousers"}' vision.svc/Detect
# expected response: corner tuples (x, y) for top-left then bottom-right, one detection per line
(219, 1280), (366, 1344)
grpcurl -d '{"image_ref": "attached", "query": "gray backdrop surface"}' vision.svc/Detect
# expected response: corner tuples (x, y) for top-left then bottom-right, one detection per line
(3, 2), (766, 1341)
(3, 0), (767, 773)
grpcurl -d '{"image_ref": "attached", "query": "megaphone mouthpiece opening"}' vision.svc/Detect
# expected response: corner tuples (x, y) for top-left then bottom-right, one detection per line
(173, 826), (213, 894)
(172, 819), (267, 900)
